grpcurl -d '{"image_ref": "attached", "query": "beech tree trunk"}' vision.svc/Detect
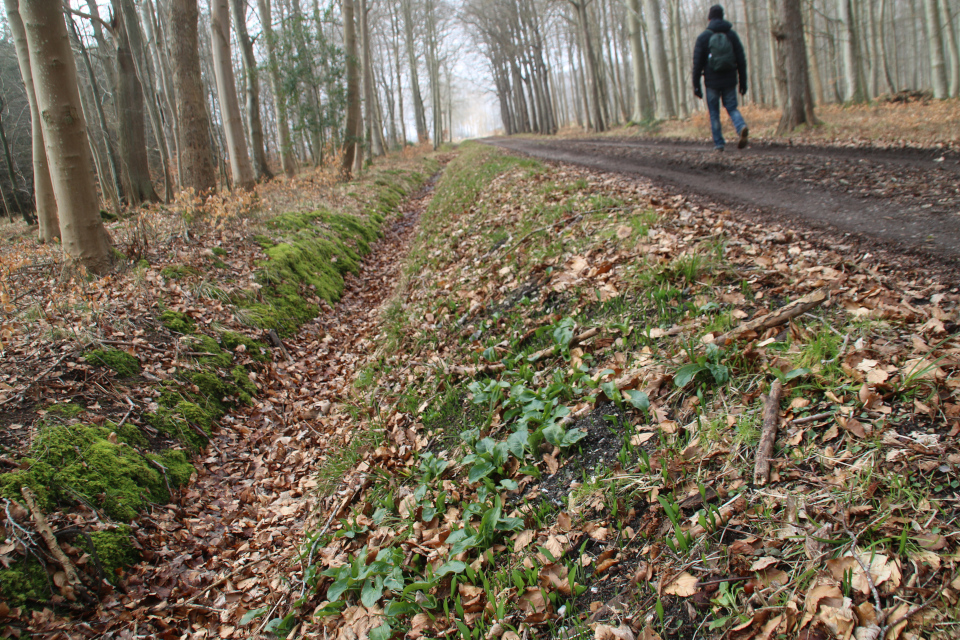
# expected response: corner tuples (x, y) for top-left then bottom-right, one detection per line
(627, 0), (653, 122)
(923, 0), (949, 98)
(230, 0), (272, 179)
(2, 0), (58, 241)
(776, 0), (817, 133)
(641, 0), (675, 118)
(571, 0), (606, 131)
(360, 0), (383, 159)
(114, 0), (160, 205)
(256, 0), (296, 177)
(840, 0), (868, 102)
(17, 0), (113, 273)
(210, 0), (255, 189)
(939, 0), (960, 96)
(342, 0), (362, 177)
(169, 0), (217, 193)
(402, 0), (428, 143)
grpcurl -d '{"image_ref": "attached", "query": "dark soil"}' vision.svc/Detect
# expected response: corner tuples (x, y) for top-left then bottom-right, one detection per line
(484, 136), (960, 281)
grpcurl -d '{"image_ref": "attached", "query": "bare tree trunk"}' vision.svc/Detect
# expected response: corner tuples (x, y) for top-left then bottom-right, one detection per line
(2, 0), (57, 240)
(68, 17), (123, 216)
(210, 0), (254, 189)
(403, 0), (429, 143)
(256, 0), (296, 177)
(140, 0), (179, 196)
(18, 0), (113, 273)
(776, 0), (818, 133)
(804, 0), (825, 103)
(940, 0), (960, 96)
(169, 0), (217, 192)
(840, 0), (868, 101)
(627, 0), (653, 121)
(0, 101), (32, 223)
(342, 0), (362, 177)
(641, 0), (674, 118)
(360, 0), (383, 159)
(570, 0), (606, 130)
(113, 0), (160, 205)
(230, 0), (272, 179)
(425, 0), (442, 148)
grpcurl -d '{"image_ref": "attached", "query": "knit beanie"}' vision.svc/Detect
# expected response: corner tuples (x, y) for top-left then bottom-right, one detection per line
(708, 4), (724, 20)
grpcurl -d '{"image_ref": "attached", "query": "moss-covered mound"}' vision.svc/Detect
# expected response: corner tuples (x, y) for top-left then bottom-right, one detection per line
(0, 422), (193, 521)
(240, 166), (434, 336)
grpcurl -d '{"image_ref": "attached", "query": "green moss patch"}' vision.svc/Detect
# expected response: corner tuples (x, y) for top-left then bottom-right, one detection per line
(160, 310), (195, 334)
(0, 423), (191, 521)
(220, 331), (271, 362)
(241, 167), (430, 336)
(82, 525), (138, 581)
(45, 402), (84, 419)
(160, 264), (200, 279)
(0, 559), (49, 607)
(84, 349), (141, 378)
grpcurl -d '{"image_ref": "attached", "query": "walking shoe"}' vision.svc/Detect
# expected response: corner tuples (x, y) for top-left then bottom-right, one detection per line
(738, 126), (749, 149)
(715, 146), (725, 153)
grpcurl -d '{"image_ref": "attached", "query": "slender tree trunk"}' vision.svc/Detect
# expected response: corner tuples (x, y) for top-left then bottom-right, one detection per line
(113, 0), (160, 205)
(2, 0), (57, 240)
(940, 0), (960, 96)
(169, 0), (217, 192)
(571, 0), (606, 130)
(256, 0), (296, 177)
(776, 0), (817, 132)
(18, 0), (113, 273)
(840, 0), (868, 101)
(403, 0), (428, 143)
(766, 0), (785, 106)
(210, 0), (255, 189)
(230, 0), (272, 179)
(360, 0), (382, 159)
(68, 17), (123, 215)
(0, 104), (32, 223)
(140, 0), (179, 196)
(627, 0), (653, 121)
(342, 0), (362, 176)
(641, 0), (674, 118)
(804, 0), (825, 103)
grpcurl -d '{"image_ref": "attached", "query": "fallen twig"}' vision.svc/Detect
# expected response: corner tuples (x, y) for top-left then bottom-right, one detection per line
(713, 288), (829, 346)
(527, 327), (600, 363)
(754, 379), (783, 486)
(22, 487), (89, 601)
(267, 329), (292, 362)
(116, 397), (136, 429)
(0, 350), (76, 407)
(790, 410), (835, 425)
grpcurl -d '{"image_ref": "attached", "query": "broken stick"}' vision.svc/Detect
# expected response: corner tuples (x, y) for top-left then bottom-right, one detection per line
(754, 379), (783, 486)
(713, 288), (828, 346)
(21, 487), (87, 599)
(527, 327), (600, 363)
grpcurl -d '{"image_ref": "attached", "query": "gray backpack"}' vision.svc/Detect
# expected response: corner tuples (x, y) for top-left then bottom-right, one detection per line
(708, 31), (736, 72)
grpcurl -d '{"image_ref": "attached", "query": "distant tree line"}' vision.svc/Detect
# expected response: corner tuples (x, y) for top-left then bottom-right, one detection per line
(462, 0), (960, 134)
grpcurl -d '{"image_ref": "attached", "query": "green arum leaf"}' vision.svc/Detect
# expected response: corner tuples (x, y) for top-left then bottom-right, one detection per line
(624, 390), (650, 410)
(239, 606), (269, 625)
(327, 576), (352, 602)
(468, 461), (495, 484)
(369, 622), (392, 640)
(600, 381), (620, 404)
(384, 600), (418, 617)
(553, 317), (576, 348)
(706, 362), (729, 385)
(475, 437), (496, 455)
(506, 428), (529, 458)
(542, 423), (564, 448)
(436, 560), (467, 577)
(491, 442), (510, 467)
(562, 428), (587, 447)
(499, 478), (519, 492)
(496, 515), (524, 532)
(449, 532), (480, 555)
(783, 367), (810, 381)
(361, 576), (385, 608)
(674, 363), (705, 388)
(482, 346), (497, 362)
(461, 428), (480, 447)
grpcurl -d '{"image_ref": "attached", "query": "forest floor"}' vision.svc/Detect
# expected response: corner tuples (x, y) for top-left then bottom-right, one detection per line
(0, 115), (958, 640)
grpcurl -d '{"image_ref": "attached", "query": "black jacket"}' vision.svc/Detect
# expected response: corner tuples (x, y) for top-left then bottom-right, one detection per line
(692, 19), (747, 93)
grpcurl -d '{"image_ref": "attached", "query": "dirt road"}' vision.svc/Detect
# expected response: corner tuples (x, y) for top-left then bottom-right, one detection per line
(486, 136), (960, 267)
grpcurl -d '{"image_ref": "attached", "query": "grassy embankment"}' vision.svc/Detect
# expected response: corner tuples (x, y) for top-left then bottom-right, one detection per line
(294, 142), (958, 639)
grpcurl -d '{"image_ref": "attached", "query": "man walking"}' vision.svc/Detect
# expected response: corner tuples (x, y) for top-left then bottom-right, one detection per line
(692, 4), (749, 151)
